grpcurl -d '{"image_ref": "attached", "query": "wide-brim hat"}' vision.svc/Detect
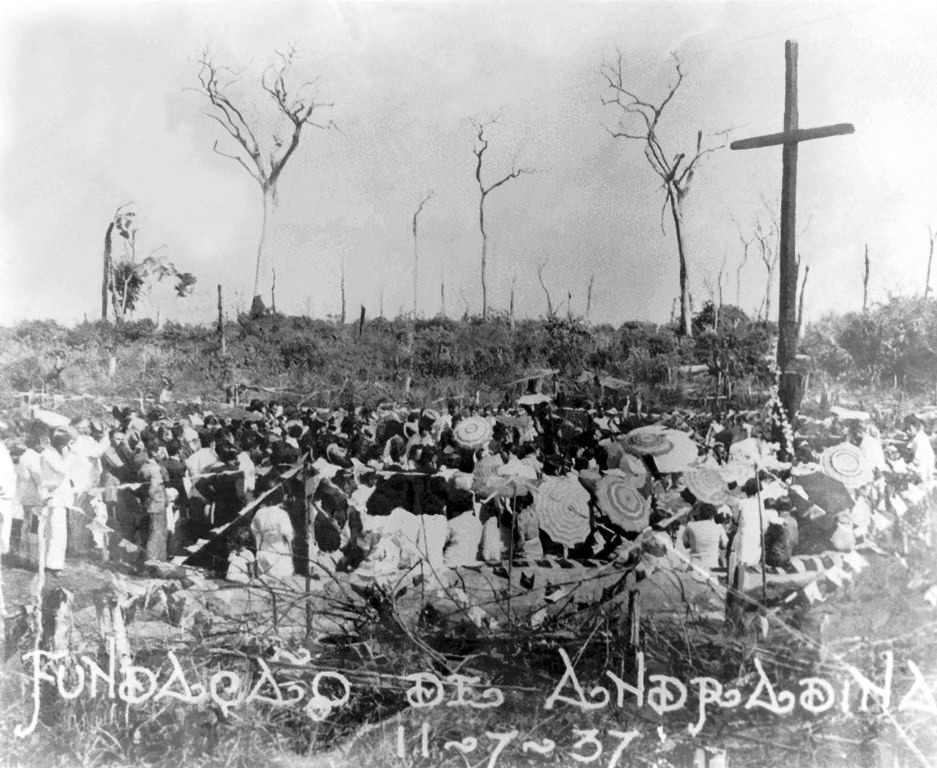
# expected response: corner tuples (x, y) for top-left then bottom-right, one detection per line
(820, 442), (872, 489)
(652, 432), (699, 474)
(606, 451), (648, 489)
(621, 429), (673, 457)
(684, 468), (730, 505)
(453, 416), (493, 450)
(34, 409), (70, 429)
(595, 476), (650, 532)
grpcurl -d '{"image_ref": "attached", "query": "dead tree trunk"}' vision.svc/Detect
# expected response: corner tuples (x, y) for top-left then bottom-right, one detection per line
(340, 260), (346, 325)
(668, 190), (693, 336)
(412, 191), (433, 317)
(472, 117), (533, 318)
(731, 215), (753, 309)
(271, 268), (277, 314)
(862, 244), (870, 312)
(716, 254), (725, 323)
(440, 268), (446, 317)
(358, 305), (366, 337)
(102, 221), (115, 321)
(509, 274), (517, 331)
(217, 284), (226, 356)
(253, 189), (273, 302)
(536, 261), (555, 318)
(585, 274), (595, 321)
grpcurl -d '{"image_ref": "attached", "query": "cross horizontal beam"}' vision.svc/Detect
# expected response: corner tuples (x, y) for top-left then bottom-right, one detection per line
(730, 122), (854, 150)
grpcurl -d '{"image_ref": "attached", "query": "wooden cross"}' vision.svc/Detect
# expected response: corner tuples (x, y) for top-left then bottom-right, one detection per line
(731, 40), (854, 424)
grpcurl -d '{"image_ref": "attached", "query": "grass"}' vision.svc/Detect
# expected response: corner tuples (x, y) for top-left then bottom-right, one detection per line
(3, 559), (936, 768)
(2, 507), (937, 767)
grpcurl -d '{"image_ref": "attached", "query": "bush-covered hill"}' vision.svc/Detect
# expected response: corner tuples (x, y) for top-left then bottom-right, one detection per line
(0, 305), (765, 407)
(1, 295), (934, 408)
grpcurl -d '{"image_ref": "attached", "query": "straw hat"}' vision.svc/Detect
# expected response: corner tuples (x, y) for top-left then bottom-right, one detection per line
(684, 468), (730, 505)
(621, 429), (673, 457)
(820, 443), (872, 488)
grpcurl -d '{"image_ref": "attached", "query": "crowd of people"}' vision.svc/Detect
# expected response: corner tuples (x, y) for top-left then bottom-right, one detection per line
(0, 394), (931, 592)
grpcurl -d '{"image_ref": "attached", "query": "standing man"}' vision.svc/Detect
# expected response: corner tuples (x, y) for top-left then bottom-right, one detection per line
(16, 430), (44, 562)
(67, 417), (108, 555)
(39, 429), (75, 576)
(138, 440), (170, 563)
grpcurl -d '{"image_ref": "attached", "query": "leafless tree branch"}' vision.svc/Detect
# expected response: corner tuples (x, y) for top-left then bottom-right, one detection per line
(536, 260), (556, 318)
(471, 115), (536, 316)
(194, 46), (336, 299)
(601, 50), (728, 336)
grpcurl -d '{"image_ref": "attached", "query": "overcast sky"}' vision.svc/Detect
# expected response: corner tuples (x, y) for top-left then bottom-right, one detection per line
(1, 0), (934, 328)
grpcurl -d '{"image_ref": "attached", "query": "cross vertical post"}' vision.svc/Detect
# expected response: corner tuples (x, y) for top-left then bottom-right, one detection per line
(777, 41), (799, 418)
(730, 40), (854, 451)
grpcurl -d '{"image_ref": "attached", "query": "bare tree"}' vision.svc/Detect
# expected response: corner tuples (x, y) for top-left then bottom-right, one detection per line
(411, 190), (434, 317)
(602, 52), (727, 337)
(796, 254), (810, 336)
(729, 213), (753, 308)
(752, 210), (779, 321)
(926, 227), (935, 300)
(863, 244), (870, 312)
(509, 273), (518, 330)
(339, 259), (346, 325)
(103, 204), (195, 323)
(536, 260), (556, 318)
(217, 284), (226, 356)
(439, 260), (446, 318)
(459, 287), (470, 320)
(194, 46), (335, 304)
(585, 274), (595, 321)
(472, 116), (534, 317)
(702, 252), (728, 329)
(101, 203), (133, 321)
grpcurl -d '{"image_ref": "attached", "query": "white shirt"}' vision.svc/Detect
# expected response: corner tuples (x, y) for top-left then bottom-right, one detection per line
(252, 504), (293, 540)
(185, 446), (218, 478)
(17, 448), (43, 507)
(910, 431), (935, 482)
(860, 433), (887, 473)
(68, 434), (108, 494)
(40, 447), (73, 505)
(237, 451), (256, 493)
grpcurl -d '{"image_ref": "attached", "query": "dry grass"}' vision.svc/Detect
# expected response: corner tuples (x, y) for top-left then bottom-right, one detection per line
(2, 541), (936, 768)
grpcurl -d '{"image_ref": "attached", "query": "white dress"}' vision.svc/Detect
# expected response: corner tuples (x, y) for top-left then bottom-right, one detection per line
(910, 432), (935, 484)
(250, 505), (294, 581)
(728, 497), (777, 573)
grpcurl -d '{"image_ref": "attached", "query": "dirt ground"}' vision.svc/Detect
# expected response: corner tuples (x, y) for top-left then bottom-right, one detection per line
(2, 542), (936, 768)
